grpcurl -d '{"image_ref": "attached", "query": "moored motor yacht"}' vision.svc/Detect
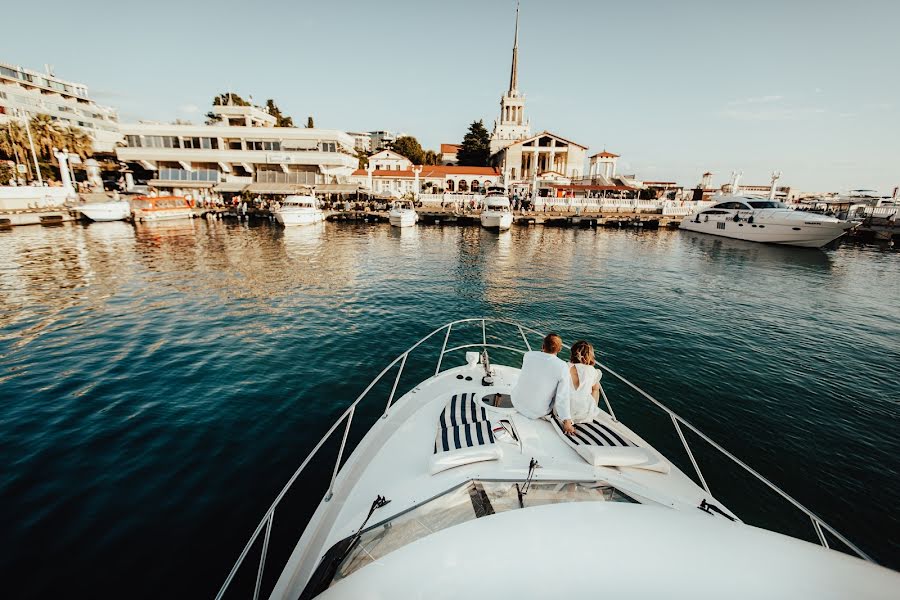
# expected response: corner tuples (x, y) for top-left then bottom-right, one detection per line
(275, 195), (326, 227)
(480, 186), (513, 231)
(216, 319), (898, 600)
(131, 196), (195, 222)
(75, 200), (131, 222)
(388, 200), (417, 228)
(679, 195), (854, 248)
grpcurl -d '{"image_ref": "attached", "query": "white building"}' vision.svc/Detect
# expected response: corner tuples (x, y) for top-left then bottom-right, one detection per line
(369, 130), (402, 152)
(0, 61), (121, 152)
(349, 150), (500, 196)
(346, 132), (371, 153)
(487, 4), (588, 189)
(489, 3), (531, 155)
(116, 103), (357, 197)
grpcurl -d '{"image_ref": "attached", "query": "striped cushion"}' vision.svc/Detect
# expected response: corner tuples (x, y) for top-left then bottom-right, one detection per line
(551, 418), (636, 447)
(434, 420), (496, 454)
(438, 392), (488, 429)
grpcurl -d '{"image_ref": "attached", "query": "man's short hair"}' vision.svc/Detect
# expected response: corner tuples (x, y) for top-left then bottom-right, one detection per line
(542, 333), (562, 354)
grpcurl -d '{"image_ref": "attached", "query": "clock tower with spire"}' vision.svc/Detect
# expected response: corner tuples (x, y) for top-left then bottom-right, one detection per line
(490, 0), (531, 155)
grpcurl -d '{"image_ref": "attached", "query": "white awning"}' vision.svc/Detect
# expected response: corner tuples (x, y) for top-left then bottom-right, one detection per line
(139, 160), (157, 171)
(213, 182), (248, 193)
(245, 182), (311, 195)
(178, 161), (193, 171)
(218, 162), (232, 173)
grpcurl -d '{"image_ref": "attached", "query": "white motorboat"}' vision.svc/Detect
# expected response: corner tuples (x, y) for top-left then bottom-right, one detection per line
(275, 195), (326, 227)
(388, 200), (417, 228)
(679, 195), (854, 248)
(216, 319), (898, 600)
(76, 201), (131, 222)
(480, 186), (513, 230)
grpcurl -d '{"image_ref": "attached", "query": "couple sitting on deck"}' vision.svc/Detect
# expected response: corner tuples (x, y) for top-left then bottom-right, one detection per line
(510, 333), (601, 434)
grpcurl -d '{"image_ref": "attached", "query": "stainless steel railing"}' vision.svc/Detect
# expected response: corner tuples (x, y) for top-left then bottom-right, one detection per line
(215, 318), (875, 600)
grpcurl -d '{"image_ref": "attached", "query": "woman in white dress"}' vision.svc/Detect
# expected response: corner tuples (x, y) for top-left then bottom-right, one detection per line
(556, 340), (602, 435)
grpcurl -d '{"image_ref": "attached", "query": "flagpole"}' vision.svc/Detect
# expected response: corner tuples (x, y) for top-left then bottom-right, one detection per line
(23, 112), (43, 186)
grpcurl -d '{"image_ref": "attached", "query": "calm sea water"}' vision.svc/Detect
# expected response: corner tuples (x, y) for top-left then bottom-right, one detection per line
(0, 219), (897, 598)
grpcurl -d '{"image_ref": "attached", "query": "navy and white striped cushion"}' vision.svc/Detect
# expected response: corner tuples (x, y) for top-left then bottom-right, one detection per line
(438, 392), (488, 428)
(551, 417), (636, 447)
(434, 420), (496, 454)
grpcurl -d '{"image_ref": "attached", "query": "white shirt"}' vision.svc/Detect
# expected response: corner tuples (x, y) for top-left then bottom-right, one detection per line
(555, 363), (601, 423)
(511, 351), (571, 420)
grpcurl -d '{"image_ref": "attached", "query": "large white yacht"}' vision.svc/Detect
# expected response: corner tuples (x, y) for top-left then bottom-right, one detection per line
(388, 200), (417, 228)
(216, 320), (898, 600)
(480, 186), (513, 231)
(275, 195), (326, 227)
(680, 196), (854, 247)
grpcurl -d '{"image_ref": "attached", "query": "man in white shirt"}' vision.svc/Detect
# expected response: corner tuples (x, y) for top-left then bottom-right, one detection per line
(511, 333), (571, 426)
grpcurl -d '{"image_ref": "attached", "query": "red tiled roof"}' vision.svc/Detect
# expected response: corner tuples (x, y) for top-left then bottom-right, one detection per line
(551, 184), (635, 191)
(589, 151), (619, 158)
(440, 144), (460, 154)
(352, 165), (499, 178)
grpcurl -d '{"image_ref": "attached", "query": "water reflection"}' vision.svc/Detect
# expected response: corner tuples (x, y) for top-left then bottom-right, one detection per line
(680, 231), (832, 272)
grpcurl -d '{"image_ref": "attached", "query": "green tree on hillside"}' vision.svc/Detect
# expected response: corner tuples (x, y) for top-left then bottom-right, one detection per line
(212, 92), (249, 106)
(389, 136), (425, 165)
(456, 120), (491, 166)
(265, 99), (294, 127)
(306, 116), (314, 128)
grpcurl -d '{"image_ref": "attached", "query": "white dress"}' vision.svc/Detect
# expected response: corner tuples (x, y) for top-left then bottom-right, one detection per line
(555, 363), (601, 423)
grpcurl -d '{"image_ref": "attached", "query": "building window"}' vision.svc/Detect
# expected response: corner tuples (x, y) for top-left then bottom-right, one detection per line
(158, 167), (219, 182)
(471, 180), (480, 191)
(126, 135), (141, 147)
(458, 180), (468, 192)
(446, 180), (455, 192)
(246, 140), (279, 151)
(320, 141), (337, 153)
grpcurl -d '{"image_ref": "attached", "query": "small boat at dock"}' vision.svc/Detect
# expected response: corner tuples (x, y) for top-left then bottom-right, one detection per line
(388, 200), (418, 228)
(480, 186), (513, 230)
(131, 196), (194, 222)
(76, 200), (131, 222)
(274, 195), (326, 227)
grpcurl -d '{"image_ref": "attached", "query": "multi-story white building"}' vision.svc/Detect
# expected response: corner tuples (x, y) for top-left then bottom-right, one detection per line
(346, 132), (371, 153)
(115, 103), (358, 197)
(0, 61), (121, 152)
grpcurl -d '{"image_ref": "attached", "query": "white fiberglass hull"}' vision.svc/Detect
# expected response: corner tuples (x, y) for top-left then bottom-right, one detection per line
(276, 210), (326, 227)
(480, 211), (512, 230)
(77, 202), (131, 222)
(679, 215), (853, 248)
(134, 209), (194, 222)
(389, 210), (417, 228)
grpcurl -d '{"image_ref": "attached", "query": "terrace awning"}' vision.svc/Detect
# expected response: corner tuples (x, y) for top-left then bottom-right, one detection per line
(245, 182), (311, 195)
(213, 182), (249, 193)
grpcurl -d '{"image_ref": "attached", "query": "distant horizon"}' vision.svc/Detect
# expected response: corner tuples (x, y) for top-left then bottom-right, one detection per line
(1, 0), (897, 193)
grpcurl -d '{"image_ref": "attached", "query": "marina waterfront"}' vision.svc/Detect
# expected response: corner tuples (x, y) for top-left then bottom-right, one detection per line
(1, 221), (898, 598)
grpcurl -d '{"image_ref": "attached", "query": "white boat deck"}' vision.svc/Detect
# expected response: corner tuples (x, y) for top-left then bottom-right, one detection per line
(271, 361), (731, 598)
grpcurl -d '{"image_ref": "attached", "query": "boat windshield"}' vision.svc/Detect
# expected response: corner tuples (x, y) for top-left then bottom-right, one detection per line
(485, 187), (507, 196)
(747, 201), (788, 209)
(330, 480), (634, 584)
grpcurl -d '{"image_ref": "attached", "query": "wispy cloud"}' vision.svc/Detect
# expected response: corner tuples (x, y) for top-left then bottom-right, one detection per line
(178, 104), (199, 114)
(92, 88), (131, 100)
(719, 106), (826, 121)
(728, 94), (784, 105)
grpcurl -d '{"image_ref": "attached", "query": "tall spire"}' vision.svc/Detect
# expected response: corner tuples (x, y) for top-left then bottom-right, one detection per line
(508, 0), (520, 96)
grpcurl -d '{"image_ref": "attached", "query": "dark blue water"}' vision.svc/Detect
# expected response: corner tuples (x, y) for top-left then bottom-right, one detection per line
(1, 220), (897, 598)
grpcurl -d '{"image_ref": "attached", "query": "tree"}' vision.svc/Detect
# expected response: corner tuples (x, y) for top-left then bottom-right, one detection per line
(389, 136), (425, 165)
(29, 114), (62, 159)
(355, 149), (370, 170)
(456, 120), (491, 166)
(306, 116), (314, 129)
(0, 122), (28, 163)
(265, 99), (294, 127)
(59, 126), (93, 159)
(212, 92), (249, 106)
(422, 149), (439, 165)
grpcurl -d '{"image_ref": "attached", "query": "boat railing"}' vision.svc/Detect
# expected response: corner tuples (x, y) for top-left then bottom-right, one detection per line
(215, 318), (874, 600)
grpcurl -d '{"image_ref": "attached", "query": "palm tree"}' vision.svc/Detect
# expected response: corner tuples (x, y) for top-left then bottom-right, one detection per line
(59, 126), (93, 159)
(0, 122), (28, 161)
(28, 114), (62, 159)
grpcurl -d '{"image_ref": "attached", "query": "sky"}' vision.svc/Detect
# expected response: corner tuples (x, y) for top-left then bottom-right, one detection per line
(2, 0), (898, 193)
